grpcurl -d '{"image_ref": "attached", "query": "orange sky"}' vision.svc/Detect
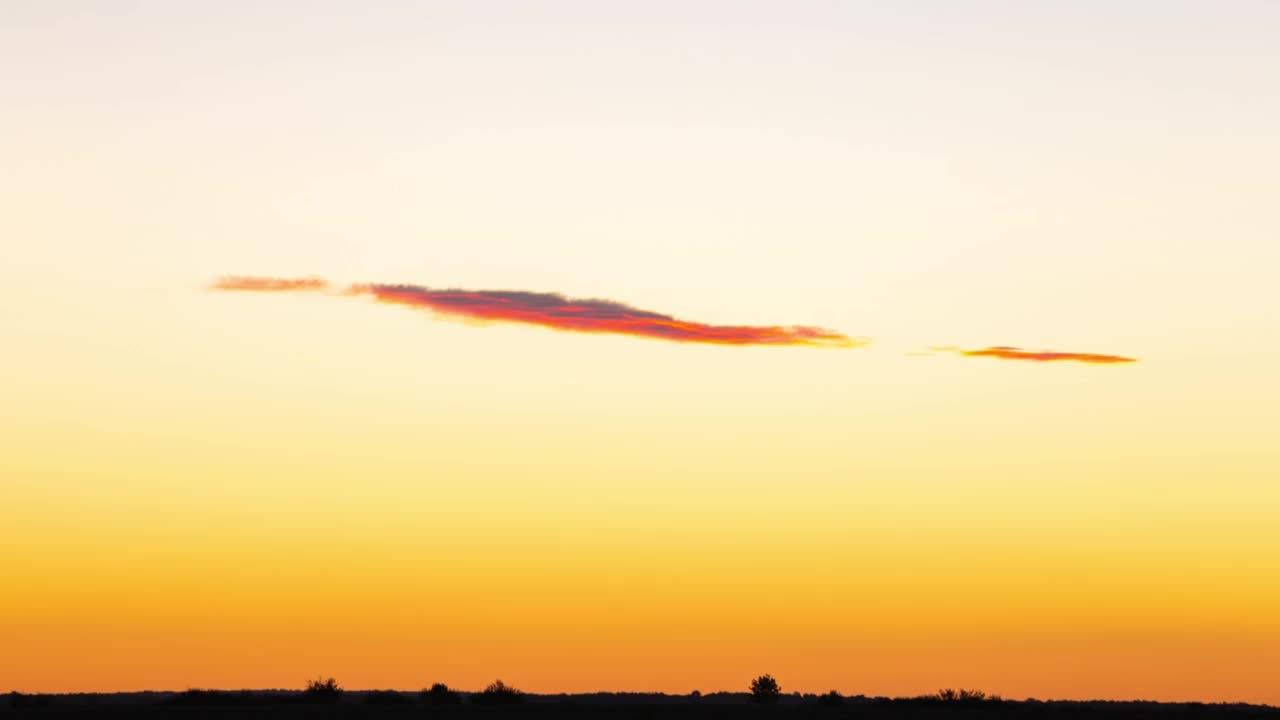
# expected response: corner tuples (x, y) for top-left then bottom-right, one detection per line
(2, 1), (1278, 703)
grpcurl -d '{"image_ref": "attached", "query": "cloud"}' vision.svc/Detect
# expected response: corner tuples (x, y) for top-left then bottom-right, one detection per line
(211, 276), (861, 348)
(212, 276), (329, 292)
(934, 346), (1137, 364)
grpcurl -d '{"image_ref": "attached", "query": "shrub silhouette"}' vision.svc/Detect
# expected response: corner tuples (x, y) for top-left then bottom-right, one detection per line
(472, 679), (524, 705)
(169, 689), (268, 706)
(932, 688), (999, 703)
(422, 683), (462, 705)
(7, 692), (50, 709)
(749, 674), (782, 702)
(362, 690), (409, 705)
(817, 690), (844, 706)
(302, 677), (343, 703)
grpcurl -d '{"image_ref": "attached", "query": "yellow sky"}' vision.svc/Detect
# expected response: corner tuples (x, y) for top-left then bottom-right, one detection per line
(2, 1), (1278, 702)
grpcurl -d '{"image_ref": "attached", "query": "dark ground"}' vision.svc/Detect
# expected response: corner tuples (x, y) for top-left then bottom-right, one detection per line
(4, 692), (1278, 720)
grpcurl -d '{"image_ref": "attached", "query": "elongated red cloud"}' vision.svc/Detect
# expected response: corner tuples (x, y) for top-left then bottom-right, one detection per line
(212, 276), (329, 292)
(936, 346), (1137, 364)
(211, 276), (860, 348)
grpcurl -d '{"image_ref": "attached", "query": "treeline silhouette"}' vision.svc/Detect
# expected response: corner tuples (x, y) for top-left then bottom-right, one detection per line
(155, 678), (518, 707)
(5, 677), (1279, 720)
(160, 675), (999, 707)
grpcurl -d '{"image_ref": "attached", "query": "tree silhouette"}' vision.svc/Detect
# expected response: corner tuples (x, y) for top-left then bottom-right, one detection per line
(749, 674), (782, 702)
(422, 683), (461, 705)
(302, 677), (343, 704)
(472, 679), (524, 705)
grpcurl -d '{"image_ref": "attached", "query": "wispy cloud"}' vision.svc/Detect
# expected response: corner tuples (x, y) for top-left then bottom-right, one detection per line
(932, 346), (1137, 364)
(212, 276), (330, 292)
(211, 276), (860, 348)
(211, 276), (1136, 362)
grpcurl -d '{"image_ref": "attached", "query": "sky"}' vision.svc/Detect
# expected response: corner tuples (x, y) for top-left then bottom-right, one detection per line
(2, 0), (1279, 703)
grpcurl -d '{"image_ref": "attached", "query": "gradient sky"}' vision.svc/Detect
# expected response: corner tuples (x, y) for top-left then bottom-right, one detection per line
(2, 0), (1279, 703)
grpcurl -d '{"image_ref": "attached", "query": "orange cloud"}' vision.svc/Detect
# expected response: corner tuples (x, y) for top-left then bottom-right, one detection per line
(212, 276), (329, 292)
(936, 346), (1137, 364)
(211, 276), (860, 348)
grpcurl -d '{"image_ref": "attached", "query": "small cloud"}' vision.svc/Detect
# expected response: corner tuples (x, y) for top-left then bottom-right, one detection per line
(211, 276), (329, 292)
(933, 345), (1137, 364)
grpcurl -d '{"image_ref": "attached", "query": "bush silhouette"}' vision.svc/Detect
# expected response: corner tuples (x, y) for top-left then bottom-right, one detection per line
(932, 688), (999, 703)
(422, 683), (461, 705)
(749, 674), (782, 702)
(7, 692), (50, 709)
(472, 679), (524, 705)
(362, 690), (409, 705)
(817, 690), (844, 706)
(169, 689), (269, 706)
(302, 677), (343, 703)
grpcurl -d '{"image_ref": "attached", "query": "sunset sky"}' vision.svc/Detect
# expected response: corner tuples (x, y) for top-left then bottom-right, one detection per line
(2, 1), (1278, 703)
